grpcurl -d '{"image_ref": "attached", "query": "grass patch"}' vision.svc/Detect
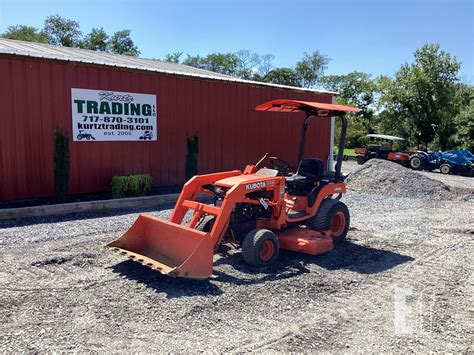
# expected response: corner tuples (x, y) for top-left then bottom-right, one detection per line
(334, 148), (356, 156)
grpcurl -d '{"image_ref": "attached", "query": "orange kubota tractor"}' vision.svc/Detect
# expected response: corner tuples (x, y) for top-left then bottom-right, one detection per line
(107, 99), (359, 279)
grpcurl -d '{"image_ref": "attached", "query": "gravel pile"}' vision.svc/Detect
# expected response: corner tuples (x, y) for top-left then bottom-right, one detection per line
(345, 159), (473, 200)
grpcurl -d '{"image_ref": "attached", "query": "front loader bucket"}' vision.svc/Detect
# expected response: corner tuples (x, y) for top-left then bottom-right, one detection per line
(107, 213), (215, 279)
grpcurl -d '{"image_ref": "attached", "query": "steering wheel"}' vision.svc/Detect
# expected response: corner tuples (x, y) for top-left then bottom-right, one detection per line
(269, 156), (294, 176)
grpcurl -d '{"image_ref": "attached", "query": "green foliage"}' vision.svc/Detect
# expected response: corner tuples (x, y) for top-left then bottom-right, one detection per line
(54, 127), (70, 199)
(111, 174), (152, 198)
(179, 50), (328, 88)
(378, 44), (461, 150)
(333, 115), (368, 149)
(44, 15), (82, 47)
(294, 51), (330, 88)
(80, 27), (109, 51)
(185, 134), (199, 180)
(453, 85), (474, 150)
(164, 52), (183, 63)
(181, 53), (239, 76)
(263, 67), (301, 86)
(109, 29), (140, 56)
(1, 15), (140, 56)
(321, 71), (378, 133)
(1, 25), (47, 43)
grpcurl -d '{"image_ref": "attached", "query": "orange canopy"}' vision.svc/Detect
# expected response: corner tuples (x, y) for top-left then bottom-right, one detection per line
(255, 99), (360, 114)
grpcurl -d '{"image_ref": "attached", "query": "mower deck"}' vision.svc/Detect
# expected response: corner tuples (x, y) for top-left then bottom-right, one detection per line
(276, 227), (333, 255)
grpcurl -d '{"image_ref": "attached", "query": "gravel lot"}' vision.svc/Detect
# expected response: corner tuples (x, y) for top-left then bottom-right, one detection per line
(1, 161), (473, 352)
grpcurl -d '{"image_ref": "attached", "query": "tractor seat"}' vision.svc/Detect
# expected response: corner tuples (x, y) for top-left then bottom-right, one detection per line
(286, 158), (323, 195)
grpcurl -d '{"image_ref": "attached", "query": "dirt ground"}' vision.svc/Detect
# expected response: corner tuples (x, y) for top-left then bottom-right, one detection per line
(1, 162), (473, 352)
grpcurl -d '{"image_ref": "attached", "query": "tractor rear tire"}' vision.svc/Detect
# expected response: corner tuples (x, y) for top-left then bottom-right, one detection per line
(409, 155), (424, 170)
(440, 163), (452, 175)
(196, 215), (215, 232)
(356, 155), (367, 165)
(308, 199), (350, 245)
(242, 229), (279, 267)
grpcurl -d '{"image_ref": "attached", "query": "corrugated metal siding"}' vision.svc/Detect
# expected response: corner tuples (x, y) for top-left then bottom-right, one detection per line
(0, 55), (332, 201)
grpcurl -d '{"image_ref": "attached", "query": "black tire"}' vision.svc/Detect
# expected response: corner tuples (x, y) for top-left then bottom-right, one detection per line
(356, 155), (367, 165)
(242, 229), (279, 267)
(409, 155), (424, 170)
(195, 215), (215, 232)
(77, 134), (82, 140)
(439, 163), (452, 175)
(308, 199), (350, 245)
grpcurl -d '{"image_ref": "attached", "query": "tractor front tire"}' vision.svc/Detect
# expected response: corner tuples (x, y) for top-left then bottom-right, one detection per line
(196, 215), (215, 232)
(308, 199), (350, 245)
(356, 155), (367, 165)
(242, 229), (279, 267)
(409, 155), (424, 170)
(440, 163), (452, 175)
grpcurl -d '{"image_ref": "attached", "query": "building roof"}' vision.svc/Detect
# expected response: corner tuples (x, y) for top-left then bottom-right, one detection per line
(0, 38), (336, 95)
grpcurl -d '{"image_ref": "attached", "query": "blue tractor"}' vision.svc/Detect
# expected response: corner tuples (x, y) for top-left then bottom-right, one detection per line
(409, 151), (441, 172)
(439, 150), (473, 176)
(409, 149), (473, 176)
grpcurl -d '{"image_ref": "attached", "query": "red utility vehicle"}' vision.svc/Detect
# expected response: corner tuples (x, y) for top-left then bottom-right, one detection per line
(355, 134), (409, 165)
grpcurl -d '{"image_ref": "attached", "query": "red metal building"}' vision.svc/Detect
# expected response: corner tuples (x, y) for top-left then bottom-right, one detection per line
(0, 39), (336, 201)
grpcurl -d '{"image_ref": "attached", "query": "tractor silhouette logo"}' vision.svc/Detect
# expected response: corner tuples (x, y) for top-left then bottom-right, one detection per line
(77, 130), (96, 141)
(139, 131), (153, 140)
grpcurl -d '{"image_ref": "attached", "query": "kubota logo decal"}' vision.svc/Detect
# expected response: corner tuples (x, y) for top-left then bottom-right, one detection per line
(245, 180), (275, 190)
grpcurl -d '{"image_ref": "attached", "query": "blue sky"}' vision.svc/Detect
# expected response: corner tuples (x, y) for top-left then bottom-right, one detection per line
(1, 0), (473, 81)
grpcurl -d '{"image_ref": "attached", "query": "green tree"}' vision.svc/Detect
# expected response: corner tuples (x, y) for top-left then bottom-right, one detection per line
(262, 67), (301, 86)
(203, 53), (239, 75)
(182, 54), (206, 68)
(164, 52), (183, 63)
(109, 29), (140, 56)
(378, 44), (461, 150)
(80, 27), (109, 51)
(295, 51), (330, 88)
(43, 15), (82, 47)
(453, 84), (474, 150)
(321, 71), (378, 132)
(1, 25), (47, 43)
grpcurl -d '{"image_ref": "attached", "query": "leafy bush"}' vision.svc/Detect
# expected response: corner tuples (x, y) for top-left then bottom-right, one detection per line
(185, 133), (199, 180)
(111, 174), (152, 198)
(54, 127), (70, 199)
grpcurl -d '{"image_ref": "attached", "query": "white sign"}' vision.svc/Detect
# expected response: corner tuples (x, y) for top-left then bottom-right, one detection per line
(71, 88), (157, 141)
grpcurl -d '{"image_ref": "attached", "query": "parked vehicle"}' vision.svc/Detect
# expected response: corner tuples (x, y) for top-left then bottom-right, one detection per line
(439, 150), (473, 176)
(410, 149), (473, 176)
(107, 99), (359, 279)
(355, 134), (409, 166)
(409, 151), (440, 171)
